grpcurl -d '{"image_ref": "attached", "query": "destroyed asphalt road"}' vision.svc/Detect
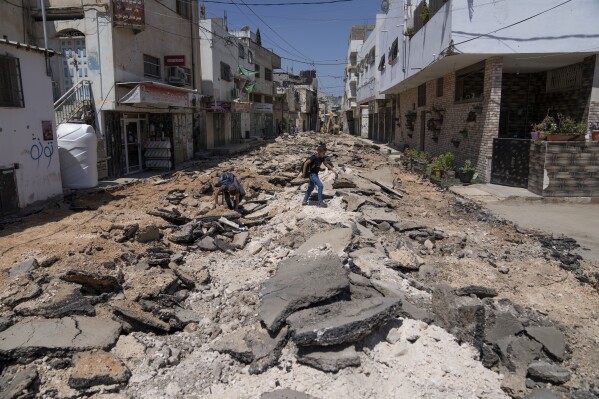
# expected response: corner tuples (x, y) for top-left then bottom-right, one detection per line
(0, 133), (598, 399)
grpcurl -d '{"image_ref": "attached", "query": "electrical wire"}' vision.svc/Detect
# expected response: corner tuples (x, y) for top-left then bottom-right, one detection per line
(200, 0), (354, 5)
(237, 0), (315, 64)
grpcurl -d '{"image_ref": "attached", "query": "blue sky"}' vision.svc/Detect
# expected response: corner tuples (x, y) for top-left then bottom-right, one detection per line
(202, 0), (378, 96)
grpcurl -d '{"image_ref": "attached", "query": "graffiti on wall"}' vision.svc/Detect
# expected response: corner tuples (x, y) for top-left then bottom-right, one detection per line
(29, 136), (54, 168)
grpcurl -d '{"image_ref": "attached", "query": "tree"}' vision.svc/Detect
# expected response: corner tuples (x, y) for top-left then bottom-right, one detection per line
(256, 29), (262, 46)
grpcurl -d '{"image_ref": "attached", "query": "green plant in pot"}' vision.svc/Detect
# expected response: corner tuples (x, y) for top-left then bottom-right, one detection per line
(459, 160), (476, 183)
(545, 114), (586, 142)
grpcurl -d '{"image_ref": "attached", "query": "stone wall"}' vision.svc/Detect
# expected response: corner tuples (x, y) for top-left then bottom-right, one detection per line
(528, 141), (599, 197)
(395, 57), (503, 180)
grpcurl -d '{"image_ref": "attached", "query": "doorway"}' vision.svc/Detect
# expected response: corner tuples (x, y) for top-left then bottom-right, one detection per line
(60, 32), (87, 93)
(0, 167), (19, 216)
(419, 111), (426, 151)
(122, 118), (142, 175)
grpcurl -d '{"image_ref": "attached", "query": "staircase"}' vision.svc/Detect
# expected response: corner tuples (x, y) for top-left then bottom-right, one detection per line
(54, 80), (94, 126)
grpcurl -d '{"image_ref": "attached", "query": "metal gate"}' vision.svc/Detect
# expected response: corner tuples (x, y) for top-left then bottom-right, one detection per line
(231, 112), (242, 142)
(490, 138), (531, 188)
(0, 167), (19, 216)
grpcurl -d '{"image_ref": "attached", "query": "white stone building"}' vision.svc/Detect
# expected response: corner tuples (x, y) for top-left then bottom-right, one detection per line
(0, 39), (63, 215)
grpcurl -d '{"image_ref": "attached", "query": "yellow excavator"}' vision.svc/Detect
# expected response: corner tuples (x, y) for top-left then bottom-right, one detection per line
(321, 112), (340, 134)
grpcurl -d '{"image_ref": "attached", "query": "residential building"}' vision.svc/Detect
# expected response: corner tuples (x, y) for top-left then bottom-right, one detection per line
(200, 20), (252, 148)
(349, 0), (599, 196)
(233, 27), (282, 139)
(24, 0), (201, 177)
(0, 38), (63, 215)
(274, 71), (319, 132)
(342, 25), (373, 136)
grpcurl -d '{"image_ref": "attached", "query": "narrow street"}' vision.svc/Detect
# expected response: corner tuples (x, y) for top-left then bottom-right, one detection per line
(1, 134), (598, 398)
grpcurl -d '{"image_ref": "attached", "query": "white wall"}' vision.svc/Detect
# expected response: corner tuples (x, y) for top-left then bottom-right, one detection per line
(452, 0), (599, 54)
(356, 22), (380, 104)
(0, 45), (63, 208)
(378, 0), (407, 93)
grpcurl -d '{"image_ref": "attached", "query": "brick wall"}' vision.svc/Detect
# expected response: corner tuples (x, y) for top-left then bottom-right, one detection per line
(529, 141), (599, 197)
(395, 57), (503, 180)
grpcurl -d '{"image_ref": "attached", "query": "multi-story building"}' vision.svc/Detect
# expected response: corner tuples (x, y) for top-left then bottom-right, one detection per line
(274, 71), (319, 132)
(233, 27), (282, 139)
(19, 0), (201, 177)
(348, 0), (599, 196)
(342, 25), (373, 136)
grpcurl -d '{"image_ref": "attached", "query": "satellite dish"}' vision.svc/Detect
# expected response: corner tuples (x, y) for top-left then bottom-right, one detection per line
(381, 0), (390, 13)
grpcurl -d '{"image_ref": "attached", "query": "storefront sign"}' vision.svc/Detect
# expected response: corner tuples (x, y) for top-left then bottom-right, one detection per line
(113, 0), (145, 28)
(205, 101), (231, 113)
(120, 84), (189, 108)
(253, 103), (273, 113)
(165, 55), (186, 66)
(232, 102), (252, 113)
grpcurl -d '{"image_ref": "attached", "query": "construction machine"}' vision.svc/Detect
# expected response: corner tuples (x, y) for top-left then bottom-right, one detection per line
(320, 111), (340, 134)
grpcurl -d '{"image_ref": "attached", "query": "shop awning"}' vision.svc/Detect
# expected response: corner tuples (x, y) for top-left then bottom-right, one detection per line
(117, 81), (197, 108)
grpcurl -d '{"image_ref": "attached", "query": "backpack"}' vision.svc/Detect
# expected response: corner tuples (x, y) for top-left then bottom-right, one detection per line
(218, 172), (235, 189)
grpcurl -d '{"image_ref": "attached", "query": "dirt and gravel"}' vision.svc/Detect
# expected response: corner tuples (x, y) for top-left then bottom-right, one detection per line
(0, 133), (598, 399)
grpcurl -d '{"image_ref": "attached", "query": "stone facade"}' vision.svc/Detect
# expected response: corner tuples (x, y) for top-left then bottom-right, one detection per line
(529, 142), (599, 197)
(395, 58), (503, 179)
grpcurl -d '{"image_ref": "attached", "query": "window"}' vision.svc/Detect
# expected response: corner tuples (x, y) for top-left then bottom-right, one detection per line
(436, 77), (444, 97)
(264, 95), (273, 104)
(417, 83), (426, 107)
(265, 68), (272, 81)
(220, 62), (232, 81)
(254, 64), (260, 78)
(455, 61), (485, 102)
(176, 0), (191, 20)
(143, 54), (161, 78)
(248, 50), (254, 64)
(378, 55), (386, 72)
(388, 38), (399, 65)
(0, 55), (24, 107)
(238, 43), (245, 59)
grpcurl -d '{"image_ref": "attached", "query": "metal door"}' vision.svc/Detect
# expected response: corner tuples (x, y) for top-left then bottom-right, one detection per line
(122, 119), (142, 175)
(490, 138), (531, 188)
(60, 36), (88, 93)
(0, 167), (19, 216)
(213, 113), (226, 147)
(231, 113), (242, 142)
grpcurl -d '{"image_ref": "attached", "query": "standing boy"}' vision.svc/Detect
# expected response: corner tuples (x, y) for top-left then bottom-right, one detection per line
(302, 144), (338, 207)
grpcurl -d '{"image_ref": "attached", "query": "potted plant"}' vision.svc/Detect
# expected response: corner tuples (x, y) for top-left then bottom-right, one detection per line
(439, 152), (455, 177)
(545, 114), (586, 142)
(405, 110), (417, 131)
(532, 115), (555, 140)
(451, 138), (460, 147)
(459, 128), (468, 138)
(426, 157), (442, 178)
(458, 160), (476, 183)
(404, 27), (415, 38)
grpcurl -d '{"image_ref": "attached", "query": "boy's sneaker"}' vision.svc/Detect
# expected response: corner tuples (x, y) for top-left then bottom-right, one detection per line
(302, 201), (308, 206)
(317, 201), (328, 208)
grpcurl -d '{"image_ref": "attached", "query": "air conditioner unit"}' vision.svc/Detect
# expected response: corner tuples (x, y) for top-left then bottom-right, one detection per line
(167, 66), (186, 87)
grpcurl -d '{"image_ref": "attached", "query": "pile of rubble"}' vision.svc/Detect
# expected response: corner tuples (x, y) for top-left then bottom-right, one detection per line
(0, 133), (597, 399)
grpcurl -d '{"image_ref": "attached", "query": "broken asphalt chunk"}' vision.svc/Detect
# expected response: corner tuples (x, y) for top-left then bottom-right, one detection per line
(525, 326), (566, 361)
(0, 316), (121, 359)
(14, 281), (95, 318)
(455, 285), (498, 299)
(61, 270), (122, 294)
(287, 297), (401, 347)
(527, 361), (571, 385)
(296, 228), (353, 255)
(297, 344), (361, 372)
(68, 350), (131, 390)
(258, 254), (349, 333)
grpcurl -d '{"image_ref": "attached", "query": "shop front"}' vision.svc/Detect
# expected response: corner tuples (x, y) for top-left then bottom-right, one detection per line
(103, 82), (196, 177)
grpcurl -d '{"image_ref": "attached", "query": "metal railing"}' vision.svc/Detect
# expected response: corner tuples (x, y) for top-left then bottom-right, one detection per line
(54, 80), (92, 125)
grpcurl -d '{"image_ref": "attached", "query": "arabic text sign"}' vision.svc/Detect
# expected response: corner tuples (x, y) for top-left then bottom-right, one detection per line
(113, 0), (145, 28)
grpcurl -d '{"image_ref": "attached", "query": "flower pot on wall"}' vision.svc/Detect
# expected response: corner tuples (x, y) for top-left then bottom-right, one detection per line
(547, 134), (585, 142)
(530, 131), (540, 140)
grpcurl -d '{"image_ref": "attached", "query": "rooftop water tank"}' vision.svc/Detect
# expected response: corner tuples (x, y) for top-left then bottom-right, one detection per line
(57, 123), (98, 189)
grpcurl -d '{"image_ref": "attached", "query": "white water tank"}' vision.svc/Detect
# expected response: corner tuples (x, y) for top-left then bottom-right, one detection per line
(57, 123), (98, 189)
